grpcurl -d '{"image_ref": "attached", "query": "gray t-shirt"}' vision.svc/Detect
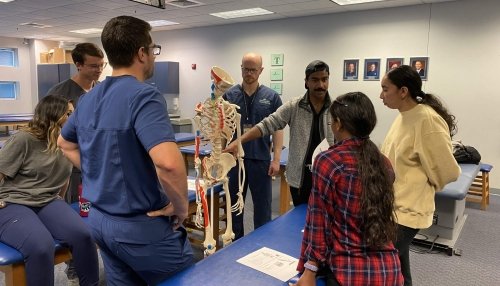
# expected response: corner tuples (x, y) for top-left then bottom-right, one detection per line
(0, 131), (72, 207)
(46, 78), (86, 107)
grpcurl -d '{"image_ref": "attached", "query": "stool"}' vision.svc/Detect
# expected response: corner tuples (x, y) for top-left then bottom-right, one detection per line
(185, 190), (226, 251)
(467, 163), (493, 210)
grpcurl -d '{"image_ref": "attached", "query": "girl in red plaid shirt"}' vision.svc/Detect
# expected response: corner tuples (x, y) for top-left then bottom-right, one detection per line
(292, 92), (403, 286)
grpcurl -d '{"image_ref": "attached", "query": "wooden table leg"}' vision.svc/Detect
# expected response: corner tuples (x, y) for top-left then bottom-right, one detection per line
(279, 168), (290, 215)
(183, 154), (193, 173)
(211, 190), (221, 250)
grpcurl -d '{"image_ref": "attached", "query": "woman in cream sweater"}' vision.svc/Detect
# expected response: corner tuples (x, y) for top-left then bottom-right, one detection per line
(380, 65), (460, 286)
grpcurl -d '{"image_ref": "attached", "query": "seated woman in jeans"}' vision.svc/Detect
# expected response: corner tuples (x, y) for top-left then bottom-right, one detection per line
(0, 95), (99, 286)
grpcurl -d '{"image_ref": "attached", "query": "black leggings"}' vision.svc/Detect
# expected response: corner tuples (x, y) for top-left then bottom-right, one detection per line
(290, 167), (314, 206)
(394, 224), (419, 286)
(289, 186), (311, 206)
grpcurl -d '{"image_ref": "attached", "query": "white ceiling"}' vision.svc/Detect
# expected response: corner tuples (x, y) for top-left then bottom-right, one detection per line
(0, 0), (457, 42)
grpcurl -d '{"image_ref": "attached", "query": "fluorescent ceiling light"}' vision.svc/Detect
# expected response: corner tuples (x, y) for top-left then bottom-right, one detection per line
(331, 0), (385, 5)
(0, 0), (16, 3)
(22, 34), (53, 39)
(148, 20), (179, 27)
(211, 7), (273, 19)
(19, 22), (52, 28)
(69, 28), (103, 35)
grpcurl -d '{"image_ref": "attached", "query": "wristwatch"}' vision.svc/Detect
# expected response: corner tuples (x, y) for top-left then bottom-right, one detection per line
(304, 261), (318, 273)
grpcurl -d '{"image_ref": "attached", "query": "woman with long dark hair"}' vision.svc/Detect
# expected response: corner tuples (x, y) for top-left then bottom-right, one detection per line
(380, 65), (460, 286)
(0, 95), (98, 286)
(292, 92), (402, 286)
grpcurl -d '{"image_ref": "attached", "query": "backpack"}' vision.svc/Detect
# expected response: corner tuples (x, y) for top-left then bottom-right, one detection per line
(452, 141), (481, 164)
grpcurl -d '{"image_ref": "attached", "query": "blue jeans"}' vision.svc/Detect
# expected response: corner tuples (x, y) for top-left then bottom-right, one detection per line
(88, 207), (194, 286)
(228, 159), (272, 240)
(0, 199), (99, 286)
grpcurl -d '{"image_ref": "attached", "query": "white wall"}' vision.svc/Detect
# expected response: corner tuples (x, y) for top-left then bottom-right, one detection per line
(149, 0), (500, 187)
(0, 37), (35, 113)
(1, 0), (498, 186)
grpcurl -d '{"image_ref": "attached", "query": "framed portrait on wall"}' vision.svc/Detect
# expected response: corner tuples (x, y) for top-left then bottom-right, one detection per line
(386, 58), (404, 73)
(364, 59), (380, 81)
(343, 59), (359, 81)
(410, 57), (429, 80)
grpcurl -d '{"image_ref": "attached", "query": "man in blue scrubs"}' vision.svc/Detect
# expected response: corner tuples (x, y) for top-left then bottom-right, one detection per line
(58, 15), (193, 285)
(223, 52), (283, 240)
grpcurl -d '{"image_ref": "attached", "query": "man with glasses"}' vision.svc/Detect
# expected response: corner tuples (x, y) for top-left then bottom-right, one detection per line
(47, 42), (105, 205)
(225, 60), (335, 206)
(222, 52), (283, 240)
(46, 42), (105, 108)
(46, 42), (105, 285)
(58, 16), (193, 285)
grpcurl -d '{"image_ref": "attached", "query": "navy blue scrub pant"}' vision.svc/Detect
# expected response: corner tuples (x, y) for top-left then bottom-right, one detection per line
(88, 207), (194, 286)
(0, 199), (99, 286)
(228, 159), (272, 240)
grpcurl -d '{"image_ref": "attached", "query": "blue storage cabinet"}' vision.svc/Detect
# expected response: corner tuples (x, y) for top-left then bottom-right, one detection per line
(37, 63), (77, 100)
(145, 61), (179, 94)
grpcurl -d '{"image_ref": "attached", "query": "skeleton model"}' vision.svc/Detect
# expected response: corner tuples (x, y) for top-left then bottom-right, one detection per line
(193, 66), (245, 256)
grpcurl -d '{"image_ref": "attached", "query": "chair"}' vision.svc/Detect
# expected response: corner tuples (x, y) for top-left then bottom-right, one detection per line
(467, 163), (493, 210)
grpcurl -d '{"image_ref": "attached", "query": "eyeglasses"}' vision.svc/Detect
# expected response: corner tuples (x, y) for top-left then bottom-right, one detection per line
(241, 67), (260, 74)
(83, 62), (107, 70)
(147, 44), (161, 56)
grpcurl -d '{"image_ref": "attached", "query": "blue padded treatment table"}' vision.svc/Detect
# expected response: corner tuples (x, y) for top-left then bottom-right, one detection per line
(174, 132), (195, 147)
(0, 241), (72, 286)
(0, 242), (68, 266)
(0, 177), (223, 285)
(0, 113), (33, 128)
(416, 163), (481, 255)
(179, 143), (212, 156)
(179, 143), (212, 172)
(159, 204), (326, 286)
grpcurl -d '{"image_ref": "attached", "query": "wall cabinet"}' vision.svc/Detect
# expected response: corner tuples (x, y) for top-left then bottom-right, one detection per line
(145, 61), (179, 94)
(37, 63), (77, 100)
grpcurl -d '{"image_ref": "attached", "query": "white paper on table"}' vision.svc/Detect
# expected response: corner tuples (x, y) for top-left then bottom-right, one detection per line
(236, 247), (299, 282)
(187, 178), (204, 190)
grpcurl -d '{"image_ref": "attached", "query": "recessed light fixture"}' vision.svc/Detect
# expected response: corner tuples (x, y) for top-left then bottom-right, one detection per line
(0, 0), (16, 3)
(148, 20), (179, 27)
(130, 0), (165, 9)
(210, 7), (274, 19)
(69, 28), (103, 35)
(166, 0), (203, 8)
(331, 0), (385, 5)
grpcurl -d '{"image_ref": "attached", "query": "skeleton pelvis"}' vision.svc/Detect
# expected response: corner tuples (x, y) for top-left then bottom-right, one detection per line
(203, 153), (236, 181)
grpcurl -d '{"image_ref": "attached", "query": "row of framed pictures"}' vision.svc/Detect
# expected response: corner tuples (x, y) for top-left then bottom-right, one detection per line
(343, 57), (429, 81)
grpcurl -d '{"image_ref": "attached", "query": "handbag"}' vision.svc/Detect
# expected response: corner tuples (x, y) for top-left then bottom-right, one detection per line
(452, 141), (481, 164)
